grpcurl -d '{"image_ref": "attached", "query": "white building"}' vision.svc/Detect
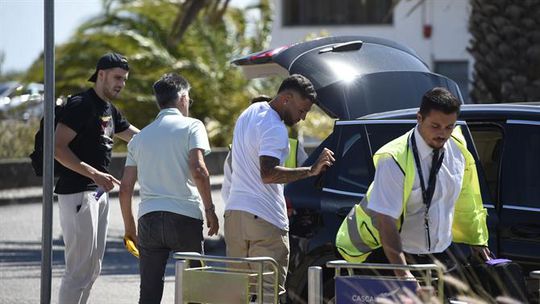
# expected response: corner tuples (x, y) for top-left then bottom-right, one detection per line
(269, 0), (472, 101)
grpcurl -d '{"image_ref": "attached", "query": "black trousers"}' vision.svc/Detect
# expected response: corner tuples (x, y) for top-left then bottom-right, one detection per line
(138, 211), (203, 304)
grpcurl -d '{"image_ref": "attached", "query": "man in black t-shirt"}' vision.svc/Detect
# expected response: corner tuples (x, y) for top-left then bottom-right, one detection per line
(54, 52), (139, 304)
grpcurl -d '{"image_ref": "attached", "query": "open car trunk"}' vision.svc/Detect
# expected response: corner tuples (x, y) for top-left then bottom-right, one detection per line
(232, 36), (465, 119)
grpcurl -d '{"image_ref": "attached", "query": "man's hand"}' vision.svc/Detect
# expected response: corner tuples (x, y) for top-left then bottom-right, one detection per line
(92, 171), (121, 192)
(205, 207), (219, 236)
(124, 228), (138, 247)
(471, 245), (492, 261)
(309, 148), (335, 176)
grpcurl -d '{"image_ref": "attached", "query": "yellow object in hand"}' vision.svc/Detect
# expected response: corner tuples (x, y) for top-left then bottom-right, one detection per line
(123, 236), (139, 258)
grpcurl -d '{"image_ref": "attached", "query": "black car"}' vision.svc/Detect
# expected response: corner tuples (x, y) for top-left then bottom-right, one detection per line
(232, 36), (540, 302)
(285, 104), (540, 302)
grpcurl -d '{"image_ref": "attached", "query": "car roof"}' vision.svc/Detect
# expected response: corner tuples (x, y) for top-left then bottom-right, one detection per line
(359, 103), (540, 121)
(0, 81), (20, 97)
(232, 36), (463, 120)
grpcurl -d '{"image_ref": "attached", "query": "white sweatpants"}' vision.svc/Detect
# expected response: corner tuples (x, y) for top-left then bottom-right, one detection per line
(57, 190), (109, 304)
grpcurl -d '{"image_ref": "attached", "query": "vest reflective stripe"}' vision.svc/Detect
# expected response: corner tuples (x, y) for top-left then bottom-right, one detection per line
(336, 197), (382, 262)
(346, 198), (380, 253)
(284, 138), (298, 168)
(336, 126), (488, 262)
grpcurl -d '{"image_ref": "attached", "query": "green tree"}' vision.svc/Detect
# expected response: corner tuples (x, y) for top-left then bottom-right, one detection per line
(24, 0), (273, 146)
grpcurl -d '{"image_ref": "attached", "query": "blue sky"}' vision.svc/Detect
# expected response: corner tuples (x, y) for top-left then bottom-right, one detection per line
(0, 0), (252, 73)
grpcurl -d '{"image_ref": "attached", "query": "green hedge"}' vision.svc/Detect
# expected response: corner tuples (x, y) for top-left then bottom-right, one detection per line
(0, 118), (129, 159)
(0, 119), (39, 159)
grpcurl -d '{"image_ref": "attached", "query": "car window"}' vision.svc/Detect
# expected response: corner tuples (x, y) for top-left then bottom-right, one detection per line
(323, 123), (371, 196)
(468, 123), (504, 204)
(500, 121), (540, 208)
(324, 121), (415, 196)
(364, 122), (416, 153)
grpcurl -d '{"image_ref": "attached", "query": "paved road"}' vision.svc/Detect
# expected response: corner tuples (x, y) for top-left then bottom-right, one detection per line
(0, 190), (226, 304)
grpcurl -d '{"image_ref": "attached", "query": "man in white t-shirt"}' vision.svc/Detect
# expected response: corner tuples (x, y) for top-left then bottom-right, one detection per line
(119, 73), (218, 303)
(220, 95), (309, 204)
(225, 74), (334, 302)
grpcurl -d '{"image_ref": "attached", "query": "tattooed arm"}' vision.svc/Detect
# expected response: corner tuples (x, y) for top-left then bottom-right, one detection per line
(259, 148), (335, 184)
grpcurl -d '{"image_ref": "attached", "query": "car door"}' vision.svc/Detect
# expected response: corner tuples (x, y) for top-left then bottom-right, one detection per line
(498, 120), (540, 268)
(320, 120), (417, 234)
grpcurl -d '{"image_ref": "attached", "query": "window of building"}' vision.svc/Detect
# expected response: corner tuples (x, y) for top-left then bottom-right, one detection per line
(434, 61), (470, 103)
(282, 0), (393, 26)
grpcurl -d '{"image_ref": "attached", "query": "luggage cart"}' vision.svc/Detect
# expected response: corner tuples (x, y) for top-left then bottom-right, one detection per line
(307, 260), (444, 304)
(173, 252), (279, 304)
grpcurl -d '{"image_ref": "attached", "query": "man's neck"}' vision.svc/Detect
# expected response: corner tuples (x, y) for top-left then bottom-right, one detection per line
(268, 98), (284, 121)
(93, 86), (110, 103)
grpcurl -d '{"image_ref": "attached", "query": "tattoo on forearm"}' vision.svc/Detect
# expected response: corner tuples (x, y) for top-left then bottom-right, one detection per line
(259, 156), (310, 183)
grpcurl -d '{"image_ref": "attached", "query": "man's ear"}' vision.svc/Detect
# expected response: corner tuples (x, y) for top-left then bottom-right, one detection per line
(97, 70), (105, 82)
(416, 112), (423, 123)
(278, 93), (288, 105)
(284, 91), (294, 105)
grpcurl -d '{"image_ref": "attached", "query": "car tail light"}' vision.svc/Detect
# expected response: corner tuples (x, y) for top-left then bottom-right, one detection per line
(248, 46), (289, 64)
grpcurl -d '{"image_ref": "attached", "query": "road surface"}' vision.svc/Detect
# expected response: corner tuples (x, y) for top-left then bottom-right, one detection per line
(0, 189), (226, 304)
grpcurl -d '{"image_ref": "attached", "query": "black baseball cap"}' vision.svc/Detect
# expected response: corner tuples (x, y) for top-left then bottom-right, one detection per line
(88, 52), (130, 82)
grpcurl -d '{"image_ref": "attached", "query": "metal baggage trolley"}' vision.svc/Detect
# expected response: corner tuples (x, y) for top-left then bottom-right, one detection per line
(173, 252), (280, 304)
(307, 260), (445, 304)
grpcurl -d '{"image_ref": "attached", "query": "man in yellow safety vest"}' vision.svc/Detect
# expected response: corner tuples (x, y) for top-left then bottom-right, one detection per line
(336, 87), (491, 283)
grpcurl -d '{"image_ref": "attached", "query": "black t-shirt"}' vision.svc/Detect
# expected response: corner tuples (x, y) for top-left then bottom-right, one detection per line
(54, 88), (130, 194)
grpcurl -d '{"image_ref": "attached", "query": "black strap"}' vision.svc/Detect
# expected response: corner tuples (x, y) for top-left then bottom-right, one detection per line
(411, 132), (444, 251)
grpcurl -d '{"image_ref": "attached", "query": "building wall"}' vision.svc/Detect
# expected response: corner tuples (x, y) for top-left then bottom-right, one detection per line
(270, 0), (473, 99)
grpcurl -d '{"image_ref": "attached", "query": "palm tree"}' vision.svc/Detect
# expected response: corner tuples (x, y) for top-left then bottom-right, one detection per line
(24, 0), (273, 146)
(468, 0), (540, 103)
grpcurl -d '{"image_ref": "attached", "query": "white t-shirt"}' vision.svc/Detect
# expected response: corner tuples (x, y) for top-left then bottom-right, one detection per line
(221, 139), (308, 204)
(367, 127), (465, 254)
(226, 102), (290, 230)
(125, 108), (211, 220)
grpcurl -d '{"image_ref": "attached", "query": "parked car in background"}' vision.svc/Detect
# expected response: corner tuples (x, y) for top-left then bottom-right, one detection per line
(0, 82), (44, 120)
(233, 36), (540, 303)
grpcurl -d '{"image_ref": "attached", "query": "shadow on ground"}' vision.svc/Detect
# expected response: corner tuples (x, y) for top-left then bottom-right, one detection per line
(0, 236), (226, 277)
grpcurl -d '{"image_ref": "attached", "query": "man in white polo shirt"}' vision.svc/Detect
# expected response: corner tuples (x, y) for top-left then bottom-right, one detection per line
(119, 73), (218, 304)
(225, 74), (335, 303)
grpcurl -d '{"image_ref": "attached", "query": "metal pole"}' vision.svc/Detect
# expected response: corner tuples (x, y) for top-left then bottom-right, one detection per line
(530, 270), (540, 304)
(308, 266), (323, 304)
(40, 0), (55, 303)
(175, 260), (188, 304)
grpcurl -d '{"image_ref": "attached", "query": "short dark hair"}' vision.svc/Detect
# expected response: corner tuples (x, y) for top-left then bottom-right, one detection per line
(277, 74), (317, 103)
(152, 73), (190, 108)
(419, 87), (461, 117)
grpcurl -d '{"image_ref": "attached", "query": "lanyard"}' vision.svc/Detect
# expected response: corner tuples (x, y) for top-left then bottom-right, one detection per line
(411, 133), (444, 251)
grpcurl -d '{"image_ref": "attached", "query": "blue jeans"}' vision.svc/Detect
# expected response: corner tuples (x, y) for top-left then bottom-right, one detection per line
(138, 211), (203, 304)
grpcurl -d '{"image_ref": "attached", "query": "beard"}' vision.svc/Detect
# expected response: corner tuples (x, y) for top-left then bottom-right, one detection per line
(283, 111), (296, 126)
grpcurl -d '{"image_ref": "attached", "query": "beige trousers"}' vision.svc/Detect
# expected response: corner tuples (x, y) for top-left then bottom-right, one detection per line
(224, 210), (290, 298)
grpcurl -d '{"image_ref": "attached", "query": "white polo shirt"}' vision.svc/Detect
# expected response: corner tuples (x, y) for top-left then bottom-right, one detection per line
(125, 108), (210, 220)
(367, 127), (465, 254)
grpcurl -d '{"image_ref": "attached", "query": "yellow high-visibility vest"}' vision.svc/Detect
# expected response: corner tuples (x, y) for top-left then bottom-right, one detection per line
(284, 138), (299, 168)
(335, 126), (489, 263)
